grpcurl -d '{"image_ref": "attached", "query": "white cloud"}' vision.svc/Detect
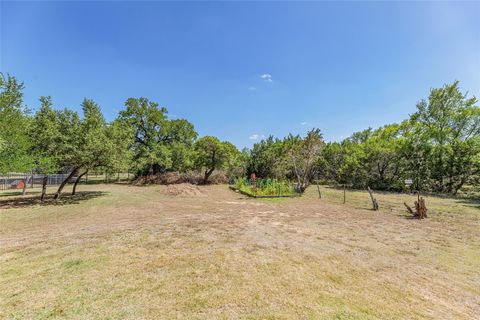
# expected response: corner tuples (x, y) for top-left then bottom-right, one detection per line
(260, 73), (273, 82)
(300, 122), (307, 126)
(248, 86), (256, 91)
(249, 134), (265, 141)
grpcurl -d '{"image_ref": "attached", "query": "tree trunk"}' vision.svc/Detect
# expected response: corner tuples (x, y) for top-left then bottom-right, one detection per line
(404, 195), (427, 219)
(203, 167), (215, 184)
(41, 176), (48, 202)
(367, 186), (379, 210)
(72, 170), (88, 196)
(298, 183), (308, 194)
(53, 168), (79, 200)
(22, 177), (28, 196)
(415, 197), (427, 219)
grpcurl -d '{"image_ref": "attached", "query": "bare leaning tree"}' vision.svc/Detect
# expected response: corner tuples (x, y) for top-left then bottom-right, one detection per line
(285, 128), (324, 193)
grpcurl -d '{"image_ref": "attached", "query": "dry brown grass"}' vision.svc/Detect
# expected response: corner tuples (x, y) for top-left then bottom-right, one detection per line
(1, 184), (479, 319)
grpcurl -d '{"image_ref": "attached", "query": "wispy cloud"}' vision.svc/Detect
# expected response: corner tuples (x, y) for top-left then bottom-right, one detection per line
(260, 73), (273, 82)
(248, 86), (256, 91)
(300, 121), (307, 126)
(249, 134), (265, 141)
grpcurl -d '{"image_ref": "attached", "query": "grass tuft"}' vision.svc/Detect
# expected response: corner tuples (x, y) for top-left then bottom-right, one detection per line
(62, 259), (83, 269)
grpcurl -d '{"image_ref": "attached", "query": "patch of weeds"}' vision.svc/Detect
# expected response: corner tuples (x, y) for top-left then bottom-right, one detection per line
(62, 258), (83, 269)
(36, 305), (65, 319)
(257, 197), (290, 204)
(326, 273), (344, 285)
(334, 309), (362, 320)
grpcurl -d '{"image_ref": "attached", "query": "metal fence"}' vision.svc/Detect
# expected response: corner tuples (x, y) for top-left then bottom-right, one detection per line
(0, 173), (72, 190)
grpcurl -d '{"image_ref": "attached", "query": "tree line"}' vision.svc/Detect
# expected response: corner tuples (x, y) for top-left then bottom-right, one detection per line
(0, 74), (245, 200)
(247, 81), (479, 195)
(1, 73), (478, 201)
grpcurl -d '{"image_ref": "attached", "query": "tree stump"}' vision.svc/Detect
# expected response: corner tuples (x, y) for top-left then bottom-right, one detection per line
(415, 197), (427, 219)
(404, 197), (427, 219)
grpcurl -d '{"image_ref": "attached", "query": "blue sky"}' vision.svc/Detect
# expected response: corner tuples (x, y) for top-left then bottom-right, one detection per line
(1, 1), (479, 148)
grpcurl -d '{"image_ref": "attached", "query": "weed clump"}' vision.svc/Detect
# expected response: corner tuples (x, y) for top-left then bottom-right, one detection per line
(234, 177), (297, 197)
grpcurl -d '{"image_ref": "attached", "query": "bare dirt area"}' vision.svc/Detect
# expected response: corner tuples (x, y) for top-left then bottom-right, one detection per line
(164, 183), (207, 197)
(1, 184), (479, 319)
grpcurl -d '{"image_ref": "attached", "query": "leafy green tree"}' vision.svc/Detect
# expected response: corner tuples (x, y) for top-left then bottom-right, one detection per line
(194, 136), (239, 183)
(118, 98), (197, 175)
(247, 136), (288, 179)
(52, 108), (82, 199)
(396, 119), (433, 193)
(284, 128), (324, 193)
(225, 147), (249, 180)
(411, 81), (479, 194)
(362, 124), (405, 190)
(319, 138), (367, 188)
(104, 119), (135, 179)
(0, 73), (32, 174)
(69, 99), (112, 195)
(29, 96), (61, 201)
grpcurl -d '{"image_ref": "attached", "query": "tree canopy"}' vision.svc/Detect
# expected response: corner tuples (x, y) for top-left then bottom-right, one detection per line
(1, 74), (478, 198)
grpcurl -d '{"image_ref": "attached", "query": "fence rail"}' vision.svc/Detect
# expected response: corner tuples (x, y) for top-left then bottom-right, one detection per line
(0, 173), (72, 190)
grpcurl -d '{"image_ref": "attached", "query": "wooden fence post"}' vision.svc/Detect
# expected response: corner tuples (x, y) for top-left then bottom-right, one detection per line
(343, 185), (346, 204)
(317, 184), (322, 199)
(22, 176), (27, 196)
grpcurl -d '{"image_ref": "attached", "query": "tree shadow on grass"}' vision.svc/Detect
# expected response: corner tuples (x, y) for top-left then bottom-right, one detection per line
(456, 198), (480, 210)
(0, 191), (107, 210)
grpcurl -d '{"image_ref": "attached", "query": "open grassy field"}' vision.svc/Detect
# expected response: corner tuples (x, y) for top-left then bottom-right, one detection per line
(1, 184), (479, 319)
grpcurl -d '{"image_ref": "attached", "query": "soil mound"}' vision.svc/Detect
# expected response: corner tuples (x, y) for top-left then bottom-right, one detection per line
(164, 183), (206, 196)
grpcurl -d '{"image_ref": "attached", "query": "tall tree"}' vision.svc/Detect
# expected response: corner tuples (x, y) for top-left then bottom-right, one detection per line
(247, 136), (288, 179)
(411, 81), (479, 193)
(69, 99), (111, 195)
(29, 96), (61, 201)
(118, 98), (197, 175)
(52, 108), (82, 199)
(284, 128), (324, 193)
(194, 136), (239, 184)
(0, 73), (32, 174)
(104, 119), (134, 178)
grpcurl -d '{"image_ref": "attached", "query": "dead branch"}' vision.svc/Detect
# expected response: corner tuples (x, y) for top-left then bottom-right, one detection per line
(367, 186), (379, 211)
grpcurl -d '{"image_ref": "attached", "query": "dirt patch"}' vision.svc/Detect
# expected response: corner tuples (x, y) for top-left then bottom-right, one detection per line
(164, 183), (206, 196)
(1, 184), (479, 319)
